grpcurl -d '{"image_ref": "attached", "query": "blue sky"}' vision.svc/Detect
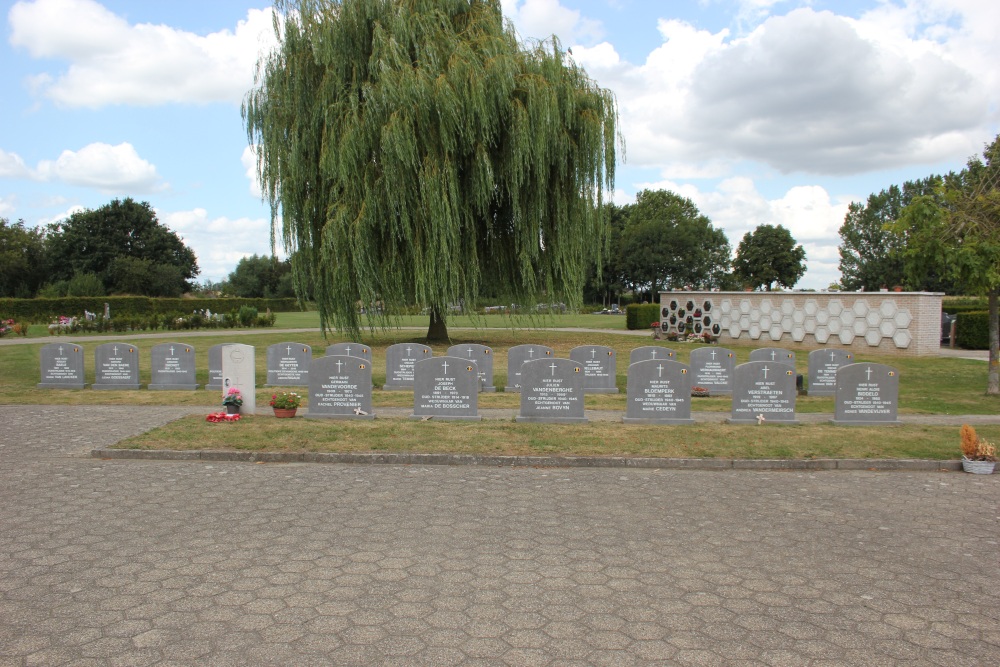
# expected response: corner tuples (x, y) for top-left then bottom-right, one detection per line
(2, 0), (998, 290)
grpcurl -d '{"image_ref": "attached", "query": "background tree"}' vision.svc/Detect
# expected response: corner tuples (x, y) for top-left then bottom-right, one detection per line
(0, 218), (49, 297)
(615, 189), (731, 301)
(244, 0), (619, 341)
(45, 198), (198, 296)
(897, 135), (1000, 394)
(225, 254), (296, 298)
(583, 202), (627, 307)
(733, 224), (806, 291)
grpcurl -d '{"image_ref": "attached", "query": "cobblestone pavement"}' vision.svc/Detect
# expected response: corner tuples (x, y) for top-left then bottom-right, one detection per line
(2, 406), (998, 666)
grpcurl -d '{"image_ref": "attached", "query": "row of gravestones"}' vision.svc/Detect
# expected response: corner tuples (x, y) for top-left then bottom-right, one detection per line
(38, 341), (898, 426)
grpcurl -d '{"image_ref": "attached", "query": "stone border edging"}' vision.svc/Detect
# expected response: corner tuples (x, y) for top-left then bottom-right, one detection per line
(91, 447), (964, 472)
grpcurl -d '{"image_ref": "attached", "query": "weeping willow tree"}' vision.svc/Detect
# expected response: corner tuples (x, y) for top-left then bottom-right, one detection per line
(243, 0), (620, 341)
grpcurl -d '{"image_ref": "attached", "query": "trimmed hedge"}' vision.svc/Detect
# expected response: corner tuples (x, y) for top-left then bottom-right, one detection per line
(955, 311), (996, 350)
(0, 296), (299, 323)
(626, 303), (661, 330)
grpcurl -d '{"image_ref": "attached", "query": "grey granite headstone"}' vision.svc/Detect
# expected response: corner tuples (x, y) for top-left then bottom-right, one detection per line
(207, 343), (239, 391)
(624, 359), (694, 424)
(749, 347), (796, 366)
(807, 349), (854, 396)
(221, 344), (255, 413)
(628, 346), (676, 365)
(384, 343), (433, 390)
(266, 342), (312, 386)
(37, 342), (86, 389)
(307, 355), (374, 420)
(570, 345), (619, 393)
(412, 356), (481, 421)
(447, 344), (495, 392)
(689, 347), (736, 395)
(730, 361), (798, 424)
(833, 363), (900, 425)
(516, 358), (587, 424)
(326, 342), (372, 363)
(149, 342), (199, 390)
(504, 344), (554, 392)
(93, 342), (140, 390)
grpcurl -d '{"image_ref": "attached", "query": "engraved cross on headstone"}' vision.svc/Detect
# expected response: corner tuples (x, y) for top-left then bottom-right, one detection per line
(657, 364), (664, 378)
(865, 366), (873, 381)
(762, 365), (770, 379)
(335, 359), (344, 373)
(441, 360), (449, 375)
(549, 362), (558, 376)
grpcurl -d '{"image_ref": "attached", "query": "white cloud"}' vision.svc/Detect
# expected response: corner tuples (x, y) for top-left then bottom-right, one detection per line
(0, 149), (31, 178)
(242, 146), (263, 199)
(35, 142), (164, 193)
(9, 0), (277, 108)
(0, 195), (17, 217)
(502, 0), (603, 46)
(36, 204), (85, 227)
(159, 208), (279, 281)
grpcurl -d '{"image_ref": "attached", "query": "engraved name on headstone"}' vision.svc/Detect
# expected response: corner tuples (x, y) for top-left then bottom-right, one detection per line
(384, 343), (433, 390)
(149, 343), (199, 390)
(689, 347), (736, 395)
(266, 342), (312, 386)
(412, 356), (481, 421)
(570, 345), (619, 394)
(504, 344), (554, 392)
(447, 344), (495, 392)
(749, 347), (796, 366)
(807, 349), (854, 396)
(307, 355), (374, 420)
(221, 344), (255, 413)
(326, 342), (372, 363)
(624, 359), (694, 424)
(628, 346), (676, 365)
(730, 361), (798, 424)
(516, 358), (587, 423)
(833, 363), (900, 425)
(93, 342), (140, 390)
(207, 343), (239, 390)
(37, 342), (86, 389)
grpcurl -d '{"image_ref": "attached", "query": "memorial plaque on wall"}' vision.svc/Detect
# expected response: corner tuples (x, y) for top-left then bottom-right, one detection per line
(624, 359), (694, 424)
(207, 343), (239, 391)
(628, 346), (676, 365)
(149, 343), (199, 390)
(570, 345), (619, 393)
(807, 349), (854, 396)
(730, 361), (798, 424)
(221, 344), (256, 413)
(447, 344), (495, 392)
(93, 342), (140, 390)
(516, 358), (587, 423)
(504, 344), (554, 392)
(749, 347), (796, 366)
(384, 343), (433, 390)
(833, 363), (900, 425)
(307, 355), (374, 420)
(412, 356), (481, 421)
(266, 342), (312, 386)
(37, 342), (86, 389)
(326, 342), (372, 363)
(689, 347), (736, 395)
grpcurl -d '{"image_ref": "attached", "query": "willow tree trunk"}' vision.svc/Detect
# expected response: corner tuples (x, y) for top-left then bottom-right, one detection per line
(426, 307), (449, 343)
(989, 287), (999, 395)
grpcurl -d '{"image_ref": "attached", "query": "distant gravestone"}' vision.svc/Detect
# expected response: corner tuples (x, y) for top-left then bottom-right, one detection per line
(384, 343), (433, 390)
(266, 342), (312, 386)
(504, 344), (554, 392)
(516, 358), (587, 424)
(326, 342), (372, 363)
(221, 344), (255, 413)
(730, 361), (798, 424)
(307, 355), (374, 420)
(749, 347), (796, 366)
(628, 346), (676, 365)
(570, 345), (619, 394)
(833, 363), (900, 425)
(37, 342), (86, 389)
(93, 342), (140, 390)
(149, 343), (199, 390)
(624, 359), (694, 424)
(447, 344), (495, 392)
(207, 343), (238, 391)
(412, 356), (481, 421)
(689, 347), (736, 395)
(807, 349), (854, 396)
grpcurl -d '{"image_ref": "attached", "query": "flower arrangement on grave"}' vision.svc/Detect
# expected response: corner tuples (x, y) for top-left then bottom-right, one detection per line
(691, 386), (710, 398)
(269, 391), (302, 410)
(222, 388), (244, 407)
(0, 319), (27, 337)
(206, 412), (240, 423)
(960, 424), (997, 462)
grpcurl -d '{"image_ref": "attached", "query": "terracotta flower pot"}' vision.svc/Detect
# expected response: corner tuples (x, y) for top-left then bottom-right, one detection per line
(273, 408), (297, 419)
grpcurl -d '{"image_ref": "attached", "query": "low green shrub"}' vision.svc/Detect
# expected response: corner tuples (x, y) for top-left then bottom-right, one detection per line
(625, 303), (661, 330)
(955, 311), (996, 350)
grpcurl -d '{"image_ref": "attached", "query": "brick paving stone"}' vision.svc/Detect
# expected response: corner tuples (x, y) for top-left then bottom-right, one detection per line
(1, 404), (999, 666)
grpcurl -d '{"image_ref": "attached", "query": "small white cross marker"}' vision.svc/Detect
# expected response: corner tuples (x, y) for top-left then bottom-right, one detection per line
(769, 350), (777, 361)
(113, 345), (119, 355)
(441, 361), (449, 374)
(405, 346), (413, 357)
(335, 360), (344, 373)
(345, 345), (352, 356)
(549, 362), (558, 376)
(286, 345), (292, 355)
(865, 366), (873, 381)
(710, 350), (717, 360)
(762, 365), (770, 379)
(528, 348), (535, 358)
(657, 364), (664, 378)
(169, 346), (175, 356)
